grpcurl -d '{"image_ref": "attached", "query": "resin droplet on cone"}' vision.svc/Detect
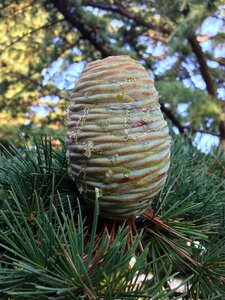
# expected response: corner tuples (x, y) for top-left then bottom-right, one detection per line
(67, 55), (171, 220)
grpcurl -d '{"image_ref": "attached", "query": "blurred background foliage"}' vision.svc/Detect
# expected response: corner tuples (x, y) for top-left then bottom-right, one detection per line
(0, 0), (224, 151)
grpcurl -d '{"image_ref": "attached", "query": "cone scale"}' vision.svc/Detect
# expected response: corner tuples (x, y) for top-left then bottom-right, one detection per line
(67, 56), (171, 220)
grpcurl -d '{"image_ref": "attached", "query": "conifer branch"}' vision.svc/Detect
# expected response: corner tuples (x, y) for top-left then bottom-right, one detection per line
(188, 35), (225, 145)
(81, 0), (171, 35)
(48, 0), (112, 58)
(160, 102), (185, 134)
(0, 136), (225, 297)
(188, 36), (216, 97)
(212, 57), (225, 66)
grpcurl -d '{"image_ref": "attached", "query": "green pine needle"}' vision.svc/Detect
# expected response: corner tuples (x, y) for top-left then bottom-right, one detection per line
(0, 135), (224, 299)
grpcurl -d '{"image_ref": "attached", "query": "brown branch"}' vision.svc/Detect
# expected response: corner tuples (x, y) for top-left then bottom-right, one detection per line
(48, 0), (111, 58)
(160, 102), (185, 134)
(81, 0), (171, 35)
(160, 101), (219, 137)
(188, 36), (216, 96)
(213, 57), (225, 66)
(188, 35), (225, 145)
(207, 55), (225, 67)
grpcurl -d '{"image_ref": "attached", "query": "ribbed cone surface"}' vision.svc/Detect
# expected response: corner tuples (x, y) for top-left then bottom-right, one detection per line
(67, 55), (171, 219)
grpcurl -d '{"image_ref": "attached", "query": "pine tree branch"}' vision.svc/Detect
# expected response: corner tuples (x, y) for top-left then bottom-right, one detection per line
(188, 35), (225, 145)
(160, 102), (219, 136)
(160, 102), (185, 134)
(188, 36), (216, 96)
(206, 54), (225, 66)
(81, 0), (171, 35)
(212, 57), (225, 66)
(48, 0), (112, 58)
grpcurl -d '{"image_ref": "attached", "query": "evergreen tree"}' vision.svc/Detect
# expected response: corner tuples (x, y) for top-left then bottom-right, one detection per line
(0, 1), (224, 148)
(0, 136), (224, 299)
